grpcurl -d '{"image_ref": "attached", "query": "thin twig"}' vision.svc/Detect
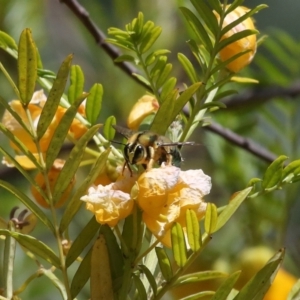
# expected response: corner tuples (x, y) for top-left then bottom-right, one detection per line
(59, 0), (152, 91)
(58, 0), (279, 164)
(224, 80), (300, 109)
(205, 122), (277, 163)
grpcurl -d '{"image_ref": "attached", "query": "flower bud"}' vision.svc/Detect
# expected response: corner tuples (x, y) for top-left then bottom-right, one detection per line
(31, 159), (75, 208)
(127, 95), (159, 130)
(215, 6), (257, 72)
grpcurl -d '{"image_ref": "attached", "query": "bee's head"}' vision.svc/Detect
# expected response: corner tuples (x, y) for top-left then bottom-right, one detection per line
(124, 143), (146, 165)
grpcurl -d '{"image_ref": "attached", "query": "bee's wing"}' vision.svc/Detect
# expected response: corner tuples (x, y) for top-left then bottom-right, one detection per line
(112, 125), (136, 139)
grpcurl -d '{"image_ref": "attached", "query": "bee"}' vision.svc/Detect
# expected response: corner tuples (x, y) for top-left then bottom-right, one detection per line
(112, 125), (195, 175)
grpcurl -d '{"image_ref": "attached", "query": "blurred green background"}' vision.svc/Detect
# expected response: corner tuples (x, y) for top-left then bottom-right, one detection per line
(1, 0), (300, 299)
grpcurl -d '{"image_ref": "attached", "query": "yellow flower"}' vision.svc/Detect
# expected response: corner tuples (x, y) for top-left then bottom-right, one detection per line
(1, 90), (87, 169)
(81, 184), (134, 227)
(215, 6), (257, 72)
(127, 95), (159, 130)
(137, 165), (211, 247)
(31, 159), (75, 208)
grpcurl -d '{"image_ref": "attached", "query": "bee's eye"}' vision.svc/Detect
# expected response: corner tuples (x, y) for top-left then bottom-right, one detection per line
(124, 144), (145, 164)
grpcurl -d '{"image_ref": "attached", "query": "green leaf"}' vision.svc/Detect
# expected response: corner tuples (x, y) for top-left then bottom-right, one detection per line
(210, 271), (240, 300)
(37, 54), (73, 140)
(156, 63), (172, 89)
(66, 216), (100, 268)
(223, 0), (244, 16)
(171, 222), (187, 267)
(178, 53), (198, 84)
(216, 30), (258, 54)
(160, 77), (177, 102)
(18, 28), (37, 105)
(155, 247), (173, 282)
(0, 30), (18, 51)
(150, 91), (176, 135)
(103, 115), (116, 141)
(287, 279), (300, 300)
(59, 149), (110, 233)
(132, 73), (151, 88)
(138, 264), (157, 296)
(186, 209), (201, 251)
(68, 65), (84, 104)
(70, 246), (92, 298)
(175, 271), (228, 287)
(0, 180), (55, 234)
(45, 93), (88, 170)
(139, 26), (162, 54)
(100, 225), (124, 283)
(133, 274), (147, 300)
(86, 83), (103, 125)
(204, 203), (218, 234)
(180, 291), (215, 299)
(282, 160), (300, 183)
(190, 0), (219, 36)
(150, 56), (167, 79)
(233, 248), (284, 300)
(215, 187), (252, 231)
(151, 82), (201, 134)
(52, 124), (101, 205)
(180, 7), (213, 51)
(105, 38), (135, 51)
(0, 230), (60, 268)
(222, 5), (267, 37)
(200, 101), (227, 110)
(262, 155), (288, 189)
(42, 268), (68, 300)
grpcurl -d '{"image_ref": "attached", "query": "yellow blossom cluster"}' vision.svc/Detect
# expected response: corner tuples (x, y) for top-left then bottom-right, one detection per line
(81, 164), (211, 247)
(2, 90), (87, 169)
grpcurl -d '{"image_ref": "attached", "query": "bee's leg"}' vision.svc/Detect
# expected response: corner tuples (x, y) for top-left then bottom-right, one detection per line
(166, 153), (173, 166)
(123, 161), (133, 177)
(146, 159), (155, 171)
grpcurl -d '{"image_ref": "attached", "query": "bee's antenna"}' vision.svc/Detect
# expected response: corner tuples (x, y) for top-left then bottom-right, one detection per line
(111, 140), (127, 146)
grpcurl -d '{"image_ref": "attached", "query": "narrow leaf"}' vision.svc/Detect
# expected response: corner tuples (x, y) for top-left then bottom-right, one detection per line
(100, 225), (124, 283)
(160, 77), (177, 102)
(178, 53), (198, 83)
(190, 0), (219, 35)
(204, 203), (218, 234)
(155, 247), (173, 281)
(68, 65), (84, 104)
(0, 30), (18, 51)
(59, 149), (110, 233)
(37, 54), (73, 140)
(71, 246), (92, 298)
(85, 83), (103, 125)
(90, 234), (114, 300)
(0, 230), (60, 268)
(0, 180), (55, 233)
(210, 271), (240, 300)
(234, 248), (285, 300)
(133, 275), (147, 300)
(18, 28), (37, 104)
(52, 124), (101, 205)
(103, 115), (116, 141)
(156, 63), (172, 89)
(171, 222), (187, 267)
(66, 216), (100, 267)
(287, 279), (300, 300)
(45, 93), (88, 170)
(262, 155), (288, 189)
(282, 160), (300, 183)
(139, 26), (162, 54)
(180, 7), (213, 51)
(139, 264), (158, 296)
(215, 187), (252, 231)
(186, 209), (201, 251)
